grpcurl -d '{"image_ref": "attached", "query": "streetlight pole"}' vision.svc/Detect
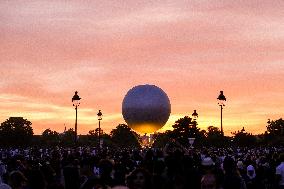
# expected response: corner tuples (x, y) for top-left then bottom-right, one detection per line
(72, 91), (81, 144)
(220, 105), (223, 135)
(217, 91), (226, 136)
(188, 110), (198, 149)
(97, 110), (102, 152)
(75, 105), (78, 140)
(192, 110), (198, 128)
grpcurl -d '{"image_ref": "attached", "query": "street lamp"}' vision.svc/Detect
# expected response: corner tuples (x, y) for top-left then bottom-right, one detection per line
(97, 110), (102, 152)
(217, 91), (226, 136)
(192, 110), (198, 128)
(188, 110), (198, 148)
(72, 91), (81, 144)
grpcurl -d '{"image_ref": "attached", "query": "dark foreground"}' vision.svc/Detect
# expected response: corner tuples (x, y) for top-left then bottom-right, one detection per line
(0, 145), (283, 189)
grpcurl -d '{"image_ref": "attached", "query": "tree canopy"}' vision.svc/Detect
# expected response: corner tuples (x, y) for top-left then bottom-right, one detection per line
(231, 127), (257, 147)
(264, 118), (284, 145)
(0, 117), (33, 147)
(266, 118), (284, 136)
(110, 124), (141, 148)
(1, 116), (283, 148)
(42, 128), (60, 146)
(171, 116), (203, 146)
(205, 126), (223, 146)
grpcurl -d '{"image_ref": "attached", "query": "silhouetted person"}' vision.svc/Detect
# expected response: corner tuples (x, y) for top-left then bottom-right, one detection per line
(112, 186), (129, 189)
(26, 169), (47, 189)
(63, 157), (80, 189)
(243, 165), (258, 189)
(201, 173), (217, 189)
(8, 171), (27, 189)
(152, 158), (167, 189)
(98, 159), (115, 188)
(81, 159), (115, 189)
(183, 155), (201, 189)
(0, 161), (11, 189)
(222, 156), (246, 189)
(126, 168), (152, 189)
(276, 153), (284, 189)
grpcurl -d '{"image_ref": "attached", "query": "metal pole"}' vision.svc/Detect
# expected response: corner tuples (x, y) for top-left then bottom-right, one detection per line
(220, 105), (223, 136)
(75, 106), (78, 144)
(98, 120), (101, 152)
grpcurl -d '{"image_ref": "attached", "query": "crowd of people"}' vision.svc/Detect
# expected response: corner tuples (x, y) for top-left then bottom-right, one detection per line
(0, 143), (283, 189)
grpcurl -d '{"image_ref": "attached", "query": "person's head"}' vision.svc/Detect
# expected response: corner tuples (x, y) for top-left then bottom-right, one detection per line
(112, 186), (129, 189)
(202, 157), (215, 172)
(236, 161), (244, 171)
(223, 156), (236, 174)
(99, 159), (114, 176)
(246, 165), (256, 179)
(126, 168), (151, 189)
(201, 173), (217, 189)
(9, 171), (27, 189)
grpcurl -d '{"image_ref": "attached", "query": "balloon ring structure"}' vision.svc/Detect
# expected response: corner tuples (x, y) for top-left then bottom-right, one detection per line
(122, 84), (171, 134)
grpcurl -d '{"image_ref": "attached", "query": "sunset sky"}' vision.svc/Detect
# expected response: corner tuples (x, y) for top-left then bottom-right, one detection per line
(1, 1), (283, 136)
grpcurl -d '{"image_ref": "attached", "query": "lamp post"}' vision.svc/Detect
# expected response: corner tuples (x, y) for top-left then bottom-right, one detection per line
(72, 91), (81, 144)
(187, 110), (198, 148)
(217, 91), (226, 136)
(97, 110), (102, 152)
(188, 137), (195, 149)
(192, 110), (198, 128)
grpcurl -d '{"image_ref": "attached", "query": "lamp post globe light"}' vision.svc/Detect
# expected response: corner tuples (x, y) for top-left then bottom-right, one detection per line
(72, 91), (81, 144)
(97, 110), (102, 152)
(217, 91), (226, 136)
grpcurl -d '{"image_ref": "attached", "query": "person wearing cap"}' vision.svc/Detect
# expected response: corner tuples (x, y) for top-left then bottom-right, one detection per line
(202, 157), (215, 167)
(201, 157), (223, 189)
(201, 157), (215, 174)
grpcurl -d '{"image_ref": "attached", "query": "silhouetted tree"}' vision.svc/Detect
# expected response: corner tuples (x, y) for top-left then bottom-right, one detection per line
(60, 128), (75, 146)
(232, 127), (257, 147)
(88, 129), (96, 136)
(266, 118), (284, 136)
(87, 129), (97, 145)
(110, 124), (141, 148)
(42, 128), (60, 146)
(0, 117), (33, 147)
(206, 126), (223, 146)
(87, 128), (112, 147)
(100, 133), (112, 148)
(265, 118), (284, 145)
(88, 128), (103, 140)
(171, 116), (201, 146)
(152, 130), (172, 148)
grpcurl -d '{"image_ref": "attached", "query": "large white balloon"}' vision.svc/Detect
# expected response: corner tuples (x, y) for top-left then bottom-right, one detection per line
(122, 84), (171, 134)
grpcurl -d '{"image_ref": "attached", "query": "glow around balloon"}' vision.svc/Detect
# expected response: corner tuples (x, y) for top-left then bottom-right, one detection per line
(122, 84), (171, 134)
